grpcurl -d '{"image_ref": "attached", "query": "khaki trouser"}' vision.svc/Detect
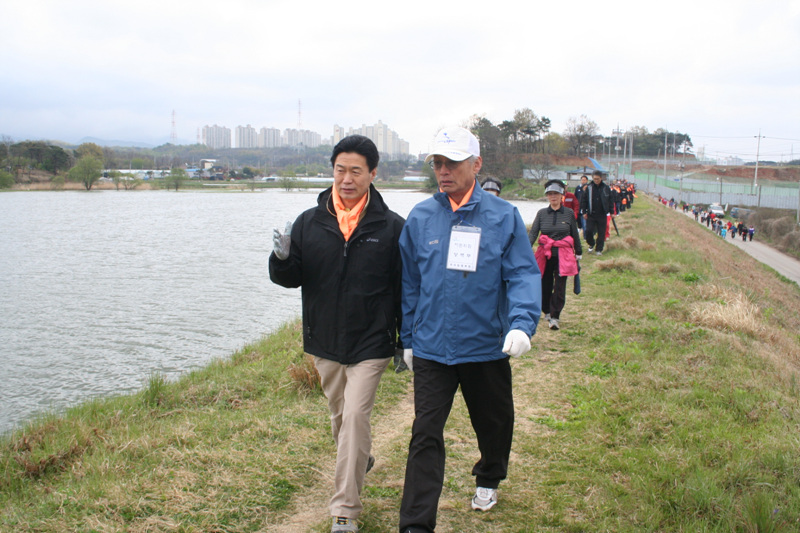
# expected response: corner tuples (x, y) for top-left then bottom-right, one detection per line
(314, 356), (391, 518)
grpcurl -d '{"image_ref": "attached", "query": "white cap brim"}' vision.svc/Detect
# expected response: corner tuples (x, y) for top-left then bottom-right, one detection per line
(424, 150), (473, 164)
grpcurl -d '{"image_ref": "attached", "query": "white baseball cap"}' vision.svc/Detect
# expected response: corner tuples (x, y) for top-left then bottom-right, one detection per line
(424, 127), (480, 164)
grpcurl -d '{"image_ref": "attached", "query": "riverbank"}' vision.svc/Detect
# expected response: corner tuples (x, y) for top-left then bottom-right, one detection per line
(8, 179), (426, 192)
(2, 196), (800, 532)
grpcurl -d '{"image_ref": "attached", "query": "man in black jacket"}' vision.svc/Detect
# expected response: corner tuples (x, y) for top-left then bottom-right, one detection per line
(573, 174), (589, 234)
(579, 170), (614, 256)
(269, 135), (404, 533)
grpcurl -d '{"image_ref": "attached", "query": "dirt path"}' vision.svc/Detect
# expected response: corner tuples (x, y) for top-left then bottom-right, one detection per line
(272, 389), (416, 533)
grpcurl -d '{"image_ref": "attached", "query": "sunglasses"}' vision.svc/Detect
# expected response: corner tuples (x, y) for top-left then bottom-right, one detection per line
(429, 159), (465, 171)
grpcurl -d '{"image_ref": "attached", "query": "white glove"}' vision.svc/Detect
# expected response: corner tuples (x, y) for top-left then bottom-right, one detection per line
(272, 221), (292, 260)
(502, 329), (531, 358)
(403, 348), (414, 372)
(576, 255), (582, 260)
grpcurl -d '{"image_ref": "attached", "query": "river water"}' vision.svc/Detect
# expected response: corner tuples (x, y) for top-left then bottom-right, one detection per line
(0, 188), (545, 435)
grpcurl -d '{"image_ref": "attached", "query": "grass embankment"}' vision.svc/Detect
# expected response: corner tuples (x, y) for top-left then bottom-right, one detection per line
(3, 196), (800, 532)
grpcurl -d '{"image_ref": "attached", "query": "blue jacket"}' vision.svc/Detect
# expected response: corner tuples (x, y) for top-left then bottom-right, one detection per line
(399, 183), (541, 365)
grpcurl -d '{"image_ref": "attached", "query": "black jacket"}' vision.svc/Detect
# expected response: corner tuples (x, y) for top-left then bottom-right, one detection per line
(579, 180), (613, 217)
(269, 185), (405, 364)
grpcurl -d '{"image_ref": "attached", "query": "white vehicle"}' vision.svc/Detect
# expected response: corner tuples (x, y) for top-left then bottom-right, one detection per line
(708, 204), (725, 218)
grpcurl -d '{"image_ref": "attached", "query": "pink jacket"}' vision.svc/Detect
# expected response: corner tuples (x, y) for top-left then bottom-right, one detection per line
(535, 235), (579, 277)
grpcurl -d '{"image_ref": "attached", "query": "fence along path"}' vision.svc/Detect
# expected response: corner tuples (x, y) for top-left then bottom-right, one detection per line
(637, 172), (800, 211)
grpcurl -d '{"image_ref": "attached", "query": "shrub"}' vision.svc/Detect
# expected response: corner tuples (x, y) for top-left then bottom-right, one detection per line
(0, 170), (14, 189)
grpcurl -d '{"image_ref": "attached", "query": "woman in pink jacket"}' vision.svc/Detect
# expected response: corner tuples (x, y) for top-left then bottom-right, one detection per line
(528, 180), (582, 330)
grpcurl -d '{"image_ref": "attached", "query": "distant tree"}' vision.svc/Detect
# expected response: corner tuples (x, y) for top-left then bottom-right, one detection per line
(75, 142), (104, 163)
(468, 115), (505, 176)
(278, 176), (296, 191)
(527, 155), (556, 184)
(512, 108), (537, 152)
(0, 169), (14, 189)
(543, 132), (570, 156)
(102, 147), (119, 168)
(44, 145), (72, 173)
(241, 166), (255, 179)
(109, 170), (141, 191)
(165, 167), (187, 191)
(12, 141), (48, 167)
(0, 135), (12, 165)
(108, 170), (123, 191)
(377, 160), (408, 180)
(564, 115), (599, 156)
(68, 156), (103, 190)
(627, 127), (693, 158)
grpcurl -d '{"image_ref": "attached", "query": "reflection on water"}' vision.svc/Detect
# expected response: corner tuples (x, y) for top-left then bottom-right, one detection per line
(0, 188), (545, 435)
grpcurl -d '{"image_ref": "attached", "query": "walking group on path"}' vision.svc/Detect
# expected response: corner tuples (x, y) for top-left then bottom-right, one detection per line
(660, 196), (800, 287)
(268, 128), (636, 532)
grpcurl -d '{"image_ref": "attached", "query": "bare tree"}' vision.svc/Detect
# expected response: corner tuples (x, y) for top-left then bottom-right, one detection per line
(527, 155), (556, 184)
(564, 115), (599, 156)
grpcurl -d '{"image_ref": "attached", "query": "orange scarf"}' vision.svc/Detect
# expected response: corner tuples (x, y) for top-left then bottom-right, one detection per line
(331, 186), (369, 241)
(445, 180), (476, 212)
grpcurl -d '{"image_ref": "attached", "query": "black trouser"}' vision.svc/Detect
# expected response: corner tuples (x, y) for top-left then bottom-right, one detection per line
(541, 250), (567, 319)
(399, 357), (514, 533)
(585, 214), (608, 252)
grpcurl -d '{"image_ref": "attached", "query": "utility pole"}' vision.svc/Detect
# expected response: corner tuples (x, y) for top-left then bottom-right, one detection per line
(613, 124), (622, 166)
(753, 129), (763, 188)
(629, 134), (634, 180)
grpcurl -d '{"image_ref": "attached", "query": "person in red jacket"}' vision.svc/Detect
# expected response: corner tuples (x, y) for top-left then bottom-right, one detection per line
(562, 189), (580, 223)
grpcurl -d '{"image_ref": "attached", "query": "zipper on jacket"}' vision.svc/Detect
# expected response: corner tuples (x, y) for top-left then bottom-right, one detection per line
(343, 241), (349, 257)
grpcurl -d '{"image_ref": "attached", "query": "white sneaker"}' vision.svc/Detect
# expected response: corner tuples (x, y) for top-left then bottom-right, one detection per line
(544, 313), (551, 321)
(471, 487), (498, 511)
(549, 318), (560, 330)
(588, 247), (594, 253)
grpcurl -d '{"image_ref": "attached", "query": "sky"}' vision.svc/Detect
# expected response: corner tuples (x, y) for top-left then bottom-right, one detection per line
(2, 0), (799, 163)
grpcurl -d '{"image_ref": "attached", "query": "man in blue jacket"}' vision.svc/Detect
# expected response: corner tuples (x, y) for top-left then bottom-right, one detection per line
(398, 127), (542, 533)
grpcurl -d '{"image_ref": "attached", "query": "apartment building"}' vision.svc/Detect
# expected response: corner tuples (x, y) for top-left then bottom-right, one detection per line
(235, 125), (258, 149)
(334, 120), (410, 159)
(202, 125), (231, 149)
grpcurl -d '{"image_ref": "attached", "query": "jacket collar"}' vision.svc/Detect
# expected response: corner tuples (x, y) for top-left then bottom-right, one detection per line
(315, 184), (387, 226)
(433, 179), (482, 213)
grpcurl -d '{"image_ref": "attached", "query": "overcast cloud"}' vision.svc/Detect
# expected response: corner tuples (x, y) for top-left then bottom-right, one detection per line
(2, 0), (799, 161)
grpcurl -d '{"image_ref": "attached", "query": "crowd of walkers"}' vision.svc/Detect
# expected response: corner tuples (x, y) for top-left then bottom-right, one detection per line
(657, 196), (756, 242)
(528, 170), (637, 332)
(707, 217), (755, 241)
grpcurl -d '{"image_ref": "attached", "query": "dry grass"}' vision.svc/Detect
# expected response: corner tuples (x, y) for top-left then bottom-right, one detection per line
(690, 285), (765, 338)
(287, 353), (322, 393)
(594, 257), (644, 272)
(658, 262), (681, 274)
